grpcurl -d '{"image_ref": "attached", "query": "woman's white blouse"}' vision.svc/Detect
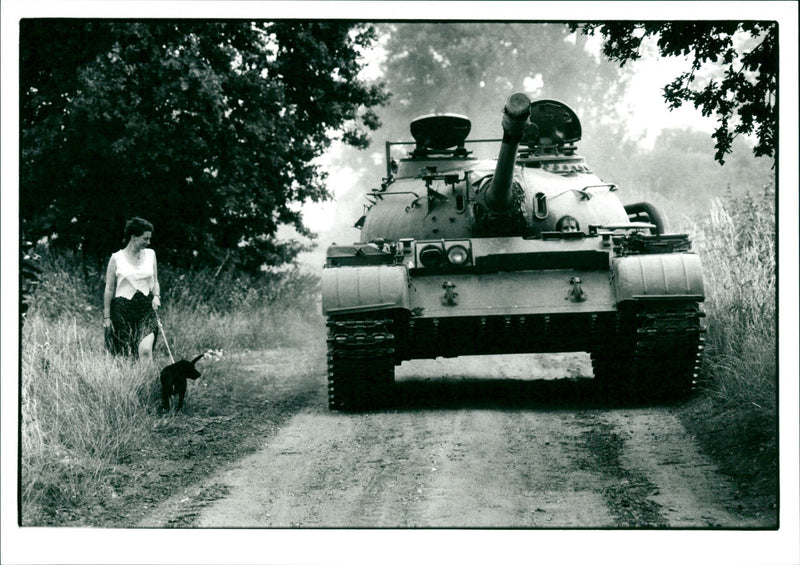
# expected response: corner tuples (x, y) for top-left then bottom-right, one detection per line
(112, 248), (155, 299)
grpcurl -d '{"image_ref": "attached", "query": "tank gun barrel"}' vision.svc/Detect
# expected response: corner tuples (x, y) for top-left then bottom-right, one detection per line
(484, 92), (531, 212)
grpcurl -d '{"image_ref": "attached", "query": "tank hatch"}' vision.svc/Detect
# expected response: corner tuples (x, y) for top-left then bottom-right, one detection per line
(524, 100), (582, 147)
(410, 113), (471, 156)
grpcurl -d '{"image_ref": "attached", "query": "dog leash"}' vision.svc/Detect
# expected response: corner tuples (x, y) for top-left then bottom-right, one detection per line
(154, 311), (175, 364)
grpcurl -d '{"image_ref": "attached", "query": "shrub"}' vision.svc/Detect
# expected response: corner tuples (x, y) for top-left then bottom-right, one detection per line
(26, 248), (322, 337)
(158, 264), (321, 314)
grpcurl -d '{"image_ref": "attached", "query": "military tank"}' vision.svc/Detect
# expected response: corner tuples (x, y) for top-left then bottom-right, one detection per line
(322, 92), (705, 410)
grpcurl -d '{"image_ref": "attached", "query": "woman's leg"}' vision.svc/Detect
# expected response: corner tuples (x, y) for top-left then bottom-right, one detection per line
(138, 332), (155, 362)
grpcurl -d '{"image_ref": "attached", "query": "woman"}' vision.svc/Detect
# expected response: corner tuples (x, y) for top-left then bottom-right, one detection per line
(103, 217), (161, 360)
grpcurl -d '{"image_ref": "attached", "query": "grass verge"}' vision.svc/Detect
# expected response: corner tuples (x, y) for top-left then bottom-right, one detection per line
(677, 187), (777, 519)
(20, 263), (325, 526)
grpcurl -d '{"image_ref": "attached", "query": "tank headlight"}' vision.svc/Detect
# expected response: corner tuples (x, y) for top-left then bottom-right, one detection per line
(447, 245), (470, 265)
(419, 246), (445, 268)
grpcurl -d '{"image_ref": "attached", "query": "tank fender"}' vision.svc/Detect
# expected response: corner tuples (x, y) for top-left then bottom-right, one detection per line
(612, 253), (705, 304)
(322, 265), (410, 315)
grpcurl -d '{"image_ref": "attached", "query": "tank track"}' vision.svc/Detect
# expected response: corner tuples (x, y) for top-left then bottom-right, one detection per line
(326, 315), (396, 411)
(592, 302), (705, 401)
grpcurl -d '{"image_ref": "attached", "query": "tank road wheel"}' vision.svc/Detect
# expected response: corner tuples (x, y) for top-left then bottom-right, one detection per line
(326, 315), (396, 411)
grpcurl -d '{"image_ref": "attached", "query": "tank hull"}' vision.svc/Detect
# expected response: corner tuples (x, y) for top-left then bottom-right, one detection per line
(323, 234), (705, 410)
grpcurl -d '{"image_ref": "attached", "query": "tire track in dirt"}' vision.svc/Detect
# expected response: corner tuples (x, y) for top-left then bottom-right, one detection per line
(574, 413), (668, 527)
(601, 410), (771, 528)
(419, 409), (615, 527)
(193, 408), (441, 528)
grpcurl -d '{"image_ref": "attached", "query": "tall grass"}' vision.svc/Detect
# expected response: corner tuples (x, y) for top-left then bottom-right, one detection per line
(20, 254), (322, 524)
(691, 187), (776, 408)
(156, 266), (322, 354)
(685, 186), (777, 492)
(21, 317), (157, 521)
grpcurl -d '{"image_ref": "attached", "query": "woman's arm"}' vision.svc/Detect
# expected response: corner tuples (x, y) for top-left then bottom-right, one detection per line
(103, 256), (117, 327)
(151, 251), (161, 310)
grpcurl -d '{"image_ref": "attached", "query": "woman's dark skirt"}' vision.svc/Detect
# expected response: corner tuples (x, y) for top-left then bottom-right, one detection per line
(105, 291), (158, 358)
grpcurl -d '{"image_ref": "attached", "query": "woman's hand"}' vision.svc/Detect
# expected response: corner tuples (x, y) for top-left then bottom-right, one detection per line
(152, 295), (161, 310)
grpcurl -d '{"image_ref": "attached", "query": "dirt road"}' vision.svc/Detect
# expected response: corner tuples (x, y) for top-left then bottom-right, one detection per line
(140, 352), (773, 529)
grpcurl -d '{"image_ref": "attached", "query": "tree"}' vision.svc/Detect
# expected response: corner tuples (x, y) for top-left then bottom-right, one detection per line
(379, 23), (631, 142)
(571, 22), (777, 164)
(20, 21), (388, 271)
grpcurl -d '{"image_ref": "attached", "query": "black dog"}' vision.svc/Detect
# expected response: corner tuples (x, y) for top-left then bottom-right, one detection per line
(160, 353), (204, 412)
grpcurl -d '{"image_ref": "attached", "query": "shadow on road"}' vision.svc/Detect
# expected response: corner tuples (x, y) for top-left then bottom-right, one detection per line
(385, 377), (682, 411)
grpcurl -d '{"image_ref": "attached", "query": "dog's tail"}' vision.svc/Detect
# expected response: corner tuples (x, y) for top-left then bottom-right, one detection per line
(190, 353), (205, 365)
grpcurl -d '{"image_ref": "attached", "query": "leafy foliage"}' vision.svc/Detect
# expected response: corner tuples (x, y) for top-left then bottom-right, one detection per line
(379, 23), (630, 142)
(20, 21), (388, 271)
(571, 22), (777, 164)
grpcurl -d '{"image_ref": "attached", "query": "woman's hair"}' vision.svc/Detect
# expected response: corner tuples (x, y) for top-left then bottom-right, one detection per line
(124, 217), (154, 242)
(555, 215), (579, 231)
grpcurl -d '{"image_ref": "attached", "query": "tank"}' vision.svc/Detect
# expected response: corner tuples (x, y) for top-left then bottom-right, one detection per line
(322, 92), (705, 410)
